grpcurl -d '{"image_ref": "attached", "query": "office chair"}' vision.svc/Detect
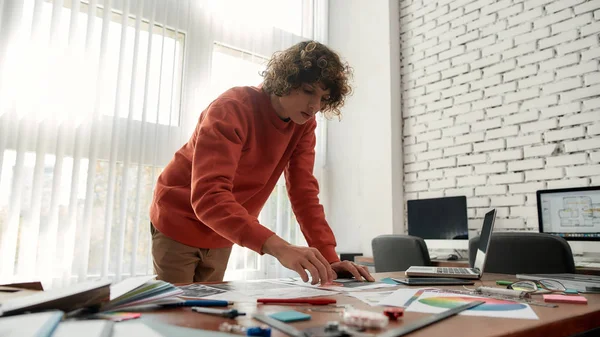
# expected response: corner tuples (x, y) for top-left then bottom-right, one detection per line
(468, 232), (575, 274)
(371, 235), (432, 272)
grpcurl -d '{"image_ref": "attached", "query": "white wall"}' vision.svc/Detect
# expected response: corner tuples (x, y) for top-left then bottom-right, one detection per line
(399, 0), (600, 254)
(327, 0), (403, 256)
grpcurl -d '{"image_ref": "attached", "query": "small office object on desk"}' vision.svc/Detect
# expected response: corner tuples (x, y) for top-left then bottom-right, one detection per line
(269, 310), (311, 322)
(192, 307), (245, 319)
(257, 298), (336, 305)
(162, 299), (231, 308)
(379, 301), (485, 337)
(543, 294), (588, 304)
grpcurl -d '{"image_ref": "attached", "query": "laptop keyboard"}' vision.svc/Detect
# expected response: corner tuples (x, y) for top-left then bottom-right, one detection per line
(436, 267), (472, 274)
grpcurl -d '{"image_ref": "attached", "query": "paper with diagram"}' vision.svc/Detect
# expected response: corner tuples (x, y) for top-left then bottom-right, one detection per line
(274, 277), (397, 292)
(539, 188), (600, 238)
(379, 288), (538, 319)
(178, 280), (337, 302)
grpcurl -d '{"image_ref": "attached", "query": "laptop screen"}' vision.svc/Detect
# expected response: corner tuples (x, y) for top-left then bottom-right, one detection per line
(473, 209), (497, 273)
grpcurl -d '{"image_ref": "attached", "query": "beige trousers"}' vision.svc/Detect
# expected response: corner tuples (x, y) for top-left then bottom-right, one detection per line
(151, 223), (232, 284)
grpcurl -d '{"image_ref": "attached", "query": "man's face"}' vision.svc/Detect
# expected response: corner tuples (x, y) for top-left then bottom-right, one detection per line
(278, 82), (331, 125)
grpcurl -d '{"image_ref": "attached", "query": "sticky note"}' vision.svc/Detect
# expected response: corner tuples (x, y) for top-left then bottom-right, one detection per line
(269, 310), (311, 322)
(543, 294), (587, 304)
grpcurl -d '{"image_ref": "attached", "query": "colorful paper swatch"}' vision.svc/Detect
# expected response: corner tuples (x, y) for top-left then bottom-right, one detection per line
(401, 290), (539, 319)
(418, 296), (527, 311)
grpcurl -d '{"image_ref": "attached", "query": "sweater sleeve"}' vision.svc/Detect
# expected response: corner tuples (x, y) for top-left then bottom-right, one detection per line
(190, 99), (275, 254)
(284, 120), (340, 263)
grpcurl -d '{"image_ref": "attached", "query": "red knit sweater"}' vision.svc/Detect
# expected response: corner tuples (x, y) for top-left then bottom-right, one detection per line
(149, 86), (339, 263)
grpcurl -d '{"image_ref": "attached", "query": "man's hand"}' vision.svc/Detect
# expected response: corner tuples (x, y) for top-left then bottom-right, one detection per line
(331, 261), (375, 282)
(262, 235), (335, 285)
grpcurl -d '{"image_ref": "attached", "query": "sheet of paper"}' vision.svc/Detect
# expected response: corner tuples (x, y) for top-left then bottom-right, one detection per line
(178, 281), (338, 302)
(0, 311), (63, 337)
(346, 290), (397, 306)
(113, 323), (164, 337)
(378, 288), (432, 307)
(402, 289), (539, 320)
(53, 320), (114, 337)
(274, 277), (396, 292)
(110, 275), (156, 300)
(178, 284), (229, 299)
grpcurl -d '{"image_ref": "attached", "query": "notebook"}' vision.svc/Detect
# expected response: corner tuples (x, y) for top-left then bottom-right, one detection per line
(0, 280), (110, 316)
(99, 275), (183, 312)
(405, 209), (496, 279)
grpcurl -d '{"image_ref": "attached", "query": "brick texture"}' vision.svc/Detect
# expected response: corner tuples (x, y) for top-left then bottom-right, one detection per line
(400, 0), (600, 243)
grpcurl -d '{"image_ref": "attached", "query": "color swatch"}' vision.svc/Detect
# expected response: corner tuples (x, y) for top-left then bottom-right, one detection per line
(418, 296), (527, 311)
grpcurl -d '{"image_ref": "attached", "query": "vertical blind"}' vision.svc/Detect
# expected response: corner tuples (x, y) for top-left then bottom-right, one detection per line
(0, 0), (329, 289)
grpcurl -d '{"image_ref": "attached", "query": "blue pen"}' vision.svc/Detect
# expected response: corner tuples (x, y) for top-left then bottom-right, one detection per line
(162, 300), (232, 308)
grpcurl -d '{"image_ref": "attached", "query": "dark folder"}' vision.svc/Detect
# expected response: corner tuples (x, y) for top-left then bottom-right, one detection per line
(0, 280), (110, 316)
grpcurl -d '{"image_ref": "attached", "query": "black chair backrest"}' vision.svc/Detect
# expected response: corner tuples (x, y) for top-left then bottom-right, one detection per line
(468, 232), (575, 274)
(371, 235), (432, 273)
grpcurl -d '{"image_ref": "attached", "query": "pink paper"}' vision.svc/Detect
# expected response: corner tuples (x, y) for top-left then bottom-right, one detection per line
(543, 294), (587, 304)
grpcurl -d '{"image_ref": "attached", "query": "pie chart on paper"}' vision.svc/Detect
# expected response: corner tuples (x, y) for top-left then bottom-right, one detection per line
(418, 296), (527, 311)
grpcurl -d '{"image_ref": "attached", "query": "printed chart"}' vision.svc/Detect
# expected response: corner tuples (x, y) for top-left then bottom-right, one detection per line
(403, 289), (538, 319)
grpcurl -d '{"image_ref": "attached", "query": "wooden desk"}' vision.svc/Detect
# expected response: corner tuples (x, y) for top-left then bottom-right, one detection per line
(146, 272), (600, 337)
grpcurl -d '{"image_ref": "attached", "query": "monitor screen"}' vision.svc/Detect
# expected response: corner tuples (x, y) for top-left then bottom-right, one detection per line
(407, 196), (468, 240)
(537, 186), (600, 241)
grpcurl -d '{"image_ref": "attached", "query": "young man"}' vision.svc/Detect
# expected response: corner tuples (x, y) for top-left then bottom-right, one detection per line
(150, 41), (374, 285)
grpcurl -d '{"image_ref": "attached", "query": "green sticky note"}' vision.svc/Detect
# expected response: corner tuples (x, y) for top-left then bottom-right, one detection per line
(269, 310), (311, 322)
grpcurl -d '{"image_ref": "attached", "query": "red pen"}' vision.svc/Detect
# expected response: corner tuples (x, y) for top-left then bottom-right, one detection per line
(257, 298), (337, 305)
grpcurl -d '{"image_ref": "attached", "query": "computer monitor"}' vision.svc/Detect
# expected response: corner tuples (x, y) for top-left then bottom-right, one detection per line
(537, 186), (600, 241)
(407, 196), (469, 249)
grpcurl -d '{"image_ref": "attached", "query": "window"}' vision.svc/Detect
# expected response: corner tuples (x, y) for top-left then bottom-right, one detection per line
(0, 0), (186, 286)
(206, 0), (303, 36)
(4, 0), (185, 126)
(210, 43), (268, 98)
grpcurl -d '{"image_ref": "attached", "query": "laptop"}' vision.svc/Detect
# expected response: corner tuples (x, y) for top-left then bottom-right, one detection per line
(405, 209), (497, 279)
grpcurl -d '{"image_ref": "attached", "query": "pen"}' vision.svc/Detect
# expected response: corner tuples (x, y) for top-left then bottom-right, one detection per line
(162, 300), (232, 308)
(192, 307), (246, 318)
(496, 280), (513, 286)
(257, 298), (337, 305)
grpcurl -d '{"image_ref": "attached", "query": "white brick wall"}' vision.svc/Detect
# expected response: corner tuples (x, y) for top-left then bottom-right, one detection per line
(400, 0), (600, 248)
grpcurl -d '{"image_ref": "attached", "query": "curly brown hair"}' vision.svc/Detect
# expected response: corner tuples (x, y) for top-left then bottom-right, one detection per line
(261, 41), (353, 119)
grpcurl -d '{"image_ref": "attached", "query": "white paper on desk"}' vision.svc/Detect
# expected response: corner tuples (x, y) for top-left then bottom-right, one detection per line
(378, 288), (434, 307)
(179, 281), (337, 302)
(112, 323), (164, 337)
(273, 277), (396, 292)
(404, 290), (539, 320)
(346, 290), (397, 306)
(201, 286), (338, 302)
(53, 320), (114, 337)
(0, 311), (63, 337)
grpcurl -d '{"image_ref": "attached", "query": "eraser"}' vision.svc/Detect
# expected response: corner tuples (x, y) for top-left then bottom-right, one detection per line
(543, 294), (587, 304)
(269, 310), (311, 322)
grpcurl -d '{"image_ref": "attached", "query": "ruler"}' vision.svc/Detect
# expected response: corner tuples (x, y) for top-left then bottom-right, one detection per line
(253, 314), (309, 337)
(379, 300), (485, 337)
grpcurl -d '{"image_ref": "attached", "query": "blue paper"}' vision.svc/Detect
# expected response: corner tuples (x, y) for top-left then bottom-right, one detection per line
(269, 310), (311, 322)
